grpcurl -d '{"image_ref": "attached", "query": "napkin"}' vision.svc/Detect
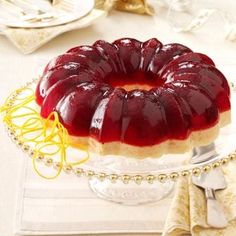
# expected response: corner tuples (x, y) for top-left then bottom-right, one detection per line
(0, 8), (106, 54)
(15, 155), (172, 236)
(162, 161), (236, 236)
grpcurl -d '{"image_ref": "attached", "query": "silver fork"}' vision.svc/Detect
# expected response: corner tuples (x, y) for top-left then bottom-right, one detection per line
(14, 0), (56, 21)
(51, 0), (75, 12)
(1, 0), (30, 18)
(2, 0), (55, 22)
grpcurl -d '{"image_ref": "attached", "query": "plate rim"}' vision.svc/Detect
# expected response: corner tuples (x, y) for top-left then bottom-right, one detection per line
(0, 0), (95, 29)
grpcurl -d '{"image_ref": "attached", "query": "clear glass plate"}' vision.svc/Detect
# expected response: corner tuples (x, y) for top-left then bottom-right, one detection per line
(2, 81), (236, 205)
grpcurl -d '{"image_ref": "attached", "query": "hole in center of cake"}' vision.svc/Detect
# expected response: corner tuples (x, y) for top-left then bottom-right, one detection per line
(105, 71), (163, 91)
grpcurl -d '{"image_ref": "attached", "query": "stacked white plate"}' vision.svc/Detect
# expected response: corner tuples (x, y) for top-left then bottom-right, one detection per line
(0, 0), (94, 28)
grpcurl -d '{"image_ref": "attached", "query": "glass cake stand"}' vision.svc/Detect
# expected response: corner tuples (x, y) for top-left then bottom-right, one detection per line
(1, 80), (236, 205)
(82, 120), (236, 205)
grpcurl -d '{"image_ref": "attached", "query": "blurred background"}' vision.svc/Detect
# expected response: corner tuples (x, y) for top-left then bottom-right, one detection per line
(0, 0), (236, 235)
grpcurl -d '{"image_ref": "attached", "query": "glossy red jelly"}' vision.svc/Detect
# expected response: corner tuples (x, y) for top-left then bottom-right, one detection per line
(36, 38), (231, 146)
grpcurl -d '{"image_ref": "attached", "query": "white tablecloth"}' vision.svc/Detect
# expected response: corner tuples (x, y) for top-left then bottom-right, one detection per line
(1, 4), (236, 236)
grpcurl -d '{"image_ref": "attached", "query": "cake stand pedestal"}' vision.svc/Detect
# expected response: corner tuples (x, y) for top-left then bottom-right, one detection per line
(89, 178), (174, 205)
(86, 151), (190, 205)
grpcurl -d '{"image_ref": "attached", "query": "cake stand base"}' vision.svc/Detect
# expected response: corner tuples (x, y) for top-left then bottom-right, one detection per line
(89, 178), (175, 205)
(87, 151), (190, 205)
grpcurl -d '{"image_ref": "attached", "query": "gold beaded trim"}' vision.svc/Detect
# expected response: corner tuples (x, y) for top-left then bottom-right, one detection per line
(1, 79), (236, 185)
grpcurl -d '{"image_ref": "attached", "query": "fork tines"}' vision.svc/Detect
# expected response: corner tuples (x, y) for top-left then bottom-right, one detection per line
(54, 0), (74, 12)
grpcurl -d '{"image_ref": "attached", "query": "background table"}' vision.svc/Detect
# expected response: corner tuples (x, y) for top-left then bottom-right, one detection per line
(1, 6), (236, 236)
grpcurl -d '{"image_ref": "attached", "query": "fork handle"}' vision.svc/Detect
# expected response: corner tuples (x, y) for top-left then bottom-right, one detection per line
(205, 188), (228, 228)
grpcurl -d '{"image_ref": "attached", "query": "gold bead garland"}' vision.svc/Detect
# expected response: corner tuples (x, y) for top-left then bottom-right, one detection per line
(53, 162), (62, 170)
(202, 165), (211, 172)
(86, 170), (95, 178)
(146, 175), (155, 184)
(63, 164), (73, 174)
(221, 158), (229, 165)
(192, 168), (201, 177)
(74, 168), (84, 176)
(97, 172), (106, 181)
(5, 123), (236, 184)
(169, 172), (179, 181)
(45, 157), (53, 166)
(134, 175), (143, 185)
(181, 170), (190, 177)
(1, 79), (236, 185)
(122, 174), (131, 184)
(158, 174), (168, 182)
(109, 174), (119, 183)
(212, 161), (220, 169)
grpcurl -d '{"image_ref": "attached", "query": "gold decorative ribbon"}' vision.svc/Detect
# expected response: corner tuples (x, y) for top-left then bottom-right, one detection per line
(95, 0), (154, 15)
